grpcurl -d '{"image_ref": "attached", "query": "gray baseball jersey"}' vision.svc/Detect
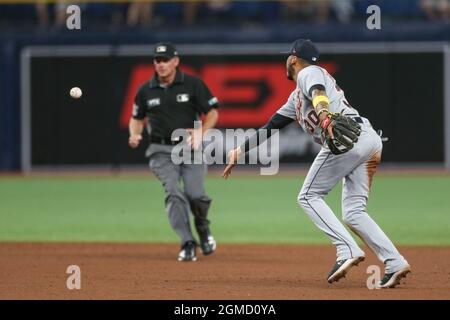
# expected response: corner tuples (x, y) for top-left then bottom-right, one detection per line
(277, 65), (409, 275)
(277, 65), (359, 144)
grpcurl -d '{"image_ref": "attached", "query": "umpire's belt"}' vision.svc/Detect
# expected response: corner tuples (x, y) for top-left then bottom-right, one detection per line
(150, 136), (182, 146)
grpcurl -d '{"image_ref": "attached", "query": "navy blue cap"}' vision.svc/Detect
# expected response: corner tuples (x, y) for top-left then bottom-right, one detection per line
(153, 42), (178, 59)
(281, 39), (319, 64)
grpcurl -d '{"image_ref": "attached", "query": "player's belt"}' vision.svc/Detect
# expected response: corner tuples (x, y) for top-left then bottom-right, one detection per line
(150, 136), (182, 146)
(346, 115), (371, 126)
(353, 117), (371, 126)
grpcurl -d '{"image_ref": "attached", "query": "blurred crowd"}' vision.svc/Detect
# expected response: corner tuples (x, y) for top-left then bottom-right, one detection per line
(0, 0), (449, 29)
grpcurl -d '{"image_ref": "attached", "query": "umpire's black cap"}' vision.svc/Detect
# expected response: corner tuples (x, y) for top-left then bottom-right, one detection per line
(153, 42), (178, 59)
(281, 39), (319, 64)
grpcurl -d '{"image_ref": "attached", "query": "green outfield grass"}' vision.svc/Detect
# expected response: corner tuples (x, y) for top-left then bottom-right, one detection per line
(0, 174), (449, 245)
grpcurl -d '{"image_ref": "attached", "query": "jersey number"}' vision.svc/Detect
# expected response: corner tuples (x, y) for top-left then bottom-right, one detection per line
(304, 110), (320, 133)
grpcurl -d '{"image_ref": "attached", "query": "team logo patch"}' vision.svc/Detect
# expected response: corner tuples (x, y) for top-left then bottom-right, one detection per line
(176, 93), (190, 103)
(156, 46), (166, 53)
(147, 98), (160, 107)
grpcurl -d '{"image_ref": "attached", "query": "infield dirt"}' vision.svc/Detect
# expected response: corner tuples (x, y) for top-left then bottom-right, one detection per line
(0, 243), (449, 300)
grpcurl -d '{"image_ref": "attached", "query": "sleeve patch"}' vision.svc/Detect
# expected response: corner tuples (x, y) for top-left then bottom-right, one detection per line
(208, 97), (218, 106)
(132, 103), (139, 117)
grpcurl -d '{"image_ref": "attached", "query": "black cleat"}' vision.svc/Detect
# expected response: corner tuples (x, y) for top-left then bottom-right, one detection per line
(327, 256), (365, 283)
(199, 234), (216, 256)
(194, 221), (217, 256)
(378, 265), (411, 288)
(178, 241), (197, 262)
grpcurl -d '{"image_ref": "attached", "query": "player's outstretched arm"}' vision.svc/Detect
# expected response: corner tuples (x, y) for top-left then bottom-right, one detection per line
(222, 112), (293, 179)
(222, 147), (241, 179)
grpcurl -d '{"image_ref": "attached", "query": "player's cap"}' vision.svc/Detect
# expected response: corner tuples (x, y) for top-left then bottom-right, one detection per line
(153, 42), (178, 59)
(281, 39), (319, 64)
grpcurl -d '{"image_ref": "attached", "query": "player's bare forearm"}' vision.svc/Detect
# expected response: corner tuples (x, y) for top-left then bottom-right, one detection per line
(128, 118), (145, 148)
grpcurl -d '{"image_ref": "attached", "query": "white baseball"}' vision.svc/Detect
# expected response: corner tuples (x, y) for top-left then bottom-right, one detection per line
(70, 87), (82, 99)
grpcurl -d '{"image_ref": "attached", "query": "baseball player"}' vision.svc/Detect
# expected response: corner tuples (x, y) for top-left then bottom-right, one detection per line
(129, 42), (219, 262)
(223, 39), (411, 288)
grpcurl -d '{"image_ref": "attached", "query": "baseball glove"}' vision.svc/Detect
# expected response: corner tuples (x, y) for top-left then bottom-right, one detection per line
(321, 113), (362, 155)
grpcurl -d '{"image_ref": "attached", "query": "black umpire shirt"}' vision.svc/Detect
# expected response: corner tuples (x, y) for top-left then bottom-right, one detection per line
(132, 69), (219, 140)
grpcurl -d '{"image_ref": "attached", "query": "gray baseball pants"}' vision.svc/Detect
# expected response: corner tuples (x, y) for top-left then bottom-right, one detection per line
(148, 144), (211, 246)
(298, 121), (409, 274)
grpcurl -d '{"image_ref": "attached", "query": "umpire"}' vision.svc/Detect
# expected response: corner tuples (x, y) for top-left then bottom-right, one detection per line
(128, 42), (219, 262)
